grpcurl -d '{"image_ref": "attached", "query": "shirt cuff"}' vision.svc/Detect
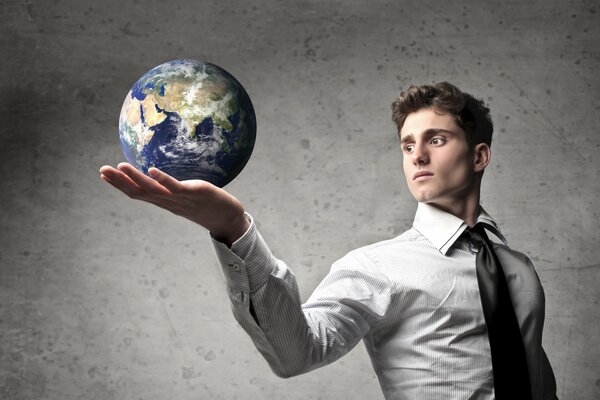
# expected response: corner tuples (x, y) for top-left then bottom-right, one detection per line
(210, 212), (278, 293)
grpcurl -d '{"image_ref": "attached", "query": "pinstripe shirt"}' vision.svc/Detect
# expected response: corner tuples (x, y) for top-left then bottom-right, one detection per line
(211, 203), (557, 399)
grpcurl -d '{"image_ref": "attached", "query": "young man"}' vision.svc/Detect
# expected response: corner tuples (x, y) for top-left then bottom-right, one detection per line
(99, 82), (557, 399)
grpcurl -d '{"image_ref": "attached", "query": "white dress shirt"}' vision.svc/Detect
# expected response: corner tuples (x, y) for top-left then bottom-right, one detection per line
(211, 203), (557, 400)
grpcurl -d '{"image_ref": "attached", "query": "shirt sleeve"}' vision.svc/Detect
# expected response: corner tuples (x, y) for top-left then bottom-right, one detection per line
(210, 213), (389, 378)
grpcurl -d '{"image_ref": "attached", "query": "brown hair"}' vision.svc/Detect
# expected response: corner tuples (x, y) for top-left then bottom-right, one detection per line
(391, 82), (493, 147)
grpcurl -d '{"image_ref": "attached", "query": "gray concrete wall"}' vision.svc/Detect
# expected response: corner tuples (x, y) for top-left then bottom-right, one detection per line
(1, 0), (598, 399)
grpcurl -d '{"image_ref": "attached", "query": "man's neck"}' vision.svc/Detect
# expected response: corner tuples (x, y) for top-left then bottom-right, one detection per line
(426, 192), (481, 226)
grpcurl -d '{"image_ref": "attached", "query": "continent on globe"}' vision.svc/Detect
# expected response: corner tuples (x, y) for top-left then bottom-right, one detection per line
(119, 59), (256, 187)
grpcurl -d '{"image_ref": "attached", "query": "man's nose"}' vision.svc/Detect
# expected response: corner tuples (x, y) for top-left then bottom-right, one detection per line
(412, 143), (429, 165)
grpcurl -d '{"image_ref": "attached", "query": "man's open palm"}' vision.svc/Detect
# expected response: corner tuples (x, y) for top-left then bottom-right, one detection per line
(99, 163), (249, 245)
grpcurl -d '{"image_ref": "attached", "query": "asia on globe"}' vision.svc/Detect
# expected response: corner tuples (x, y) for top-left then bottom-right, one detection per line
(118, 59), (256, 187)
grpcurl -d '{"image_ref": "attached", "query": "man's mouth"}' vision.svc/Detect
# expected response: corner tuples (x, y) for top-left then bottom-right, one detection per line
(413, 171), (433, 181)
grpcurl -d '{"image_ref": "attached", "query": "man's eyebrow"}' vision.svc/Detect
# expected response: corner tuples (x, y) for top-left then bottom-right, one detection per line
(400, 129), (458, 143)
(423, 128), (457, 136)
(399, 134), (414, 144)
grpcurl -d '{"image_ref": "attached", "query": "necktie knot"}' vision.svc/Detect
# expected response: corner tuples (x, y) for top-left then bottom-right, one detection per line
(464, 224), (490, 252)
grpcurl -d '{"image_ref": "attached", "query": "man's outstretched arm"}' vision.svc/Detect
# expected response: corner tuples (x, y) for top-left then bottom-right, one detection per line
(99, 163), (376, 376)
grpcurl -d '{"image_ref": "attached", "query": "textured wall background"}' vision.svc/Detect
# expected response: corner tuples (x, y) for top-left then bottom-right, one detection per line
(1, 0), (598, 399)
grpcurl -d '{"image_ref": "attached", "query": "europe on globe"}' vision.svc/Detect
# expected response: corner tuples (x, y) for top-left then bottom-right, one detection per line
(118, 59), (256, 187)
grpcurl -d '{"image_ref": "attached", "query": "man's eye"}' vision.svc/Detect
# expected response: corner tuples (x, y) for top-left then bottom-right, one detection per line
(431, 137), (445, 145)
(404, 144), (414, 153)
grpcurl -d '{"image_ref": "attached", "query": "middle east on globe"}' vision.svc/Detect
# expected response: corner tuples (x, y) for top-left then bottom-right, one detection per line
(118, 59), (256, 187)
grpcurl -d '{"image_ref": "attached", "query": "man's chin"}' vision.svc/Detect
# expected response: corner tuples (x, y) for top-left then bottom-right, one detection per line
(409, 190), (437, 204)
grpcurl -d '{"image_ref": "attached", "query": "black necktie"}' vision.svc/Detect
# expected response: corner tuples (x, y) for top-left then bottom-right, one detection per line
(466, 224), (532, 399)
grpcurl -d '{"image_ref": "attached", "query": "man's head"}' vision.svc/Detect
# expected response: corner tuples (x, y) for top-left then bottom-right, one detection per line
(391, 82), (493, 218)
(391, 82), (493, 148)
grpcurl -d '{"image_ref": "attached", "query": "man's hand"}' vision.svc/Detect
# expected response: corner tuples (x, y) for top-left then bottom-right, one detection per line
(99, 163), (250, 246)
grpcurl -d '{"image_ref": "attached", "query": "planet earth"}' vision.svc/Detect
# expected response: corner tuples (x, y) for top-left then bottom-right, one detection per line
(118, 59), (256, 187)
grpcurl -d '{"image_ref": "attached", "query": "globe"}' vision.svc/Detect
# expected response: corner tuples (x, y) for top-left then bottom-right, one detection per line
(118, 59), (256, 187)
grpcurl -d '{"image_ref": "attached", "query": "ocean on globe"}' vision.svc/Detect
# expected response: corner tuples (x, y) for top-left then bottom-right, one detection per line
(118, 59), (256, 187)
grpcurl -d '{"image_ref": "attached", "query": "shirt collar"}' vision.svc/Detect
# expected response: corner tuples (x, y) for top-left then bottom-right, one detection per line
(412, 202), (507, 255)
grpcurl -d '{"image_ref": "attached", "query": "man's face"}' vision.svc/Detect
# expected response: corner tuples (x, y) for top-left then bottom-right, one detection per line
(400, 108), (478, 208)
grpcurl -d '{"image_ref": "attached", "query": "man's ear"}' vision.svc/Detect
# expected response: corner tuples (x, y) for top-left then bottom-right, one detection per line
(473, 143), (491, 173)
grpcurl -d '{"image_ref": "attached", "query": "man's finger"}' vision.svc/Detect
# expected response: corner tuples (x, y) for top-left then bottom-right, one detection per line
(100, 173), (146, 199)
(99, 165), (117, 175)
(100, 166), (144, 191)
(100, 166), (128, 179)
(117, 163), (171, 196)
(148, 167), (183, 193)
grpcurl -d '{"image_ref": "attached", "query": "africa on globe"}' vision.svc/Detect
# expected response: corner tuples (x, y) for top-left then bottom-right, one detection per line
(118, 59), (256, 187)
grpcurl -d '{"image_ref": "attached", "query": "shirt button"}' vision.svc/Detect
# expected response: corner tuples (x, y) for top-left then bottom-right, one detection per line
(231, 262), (241, 272)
